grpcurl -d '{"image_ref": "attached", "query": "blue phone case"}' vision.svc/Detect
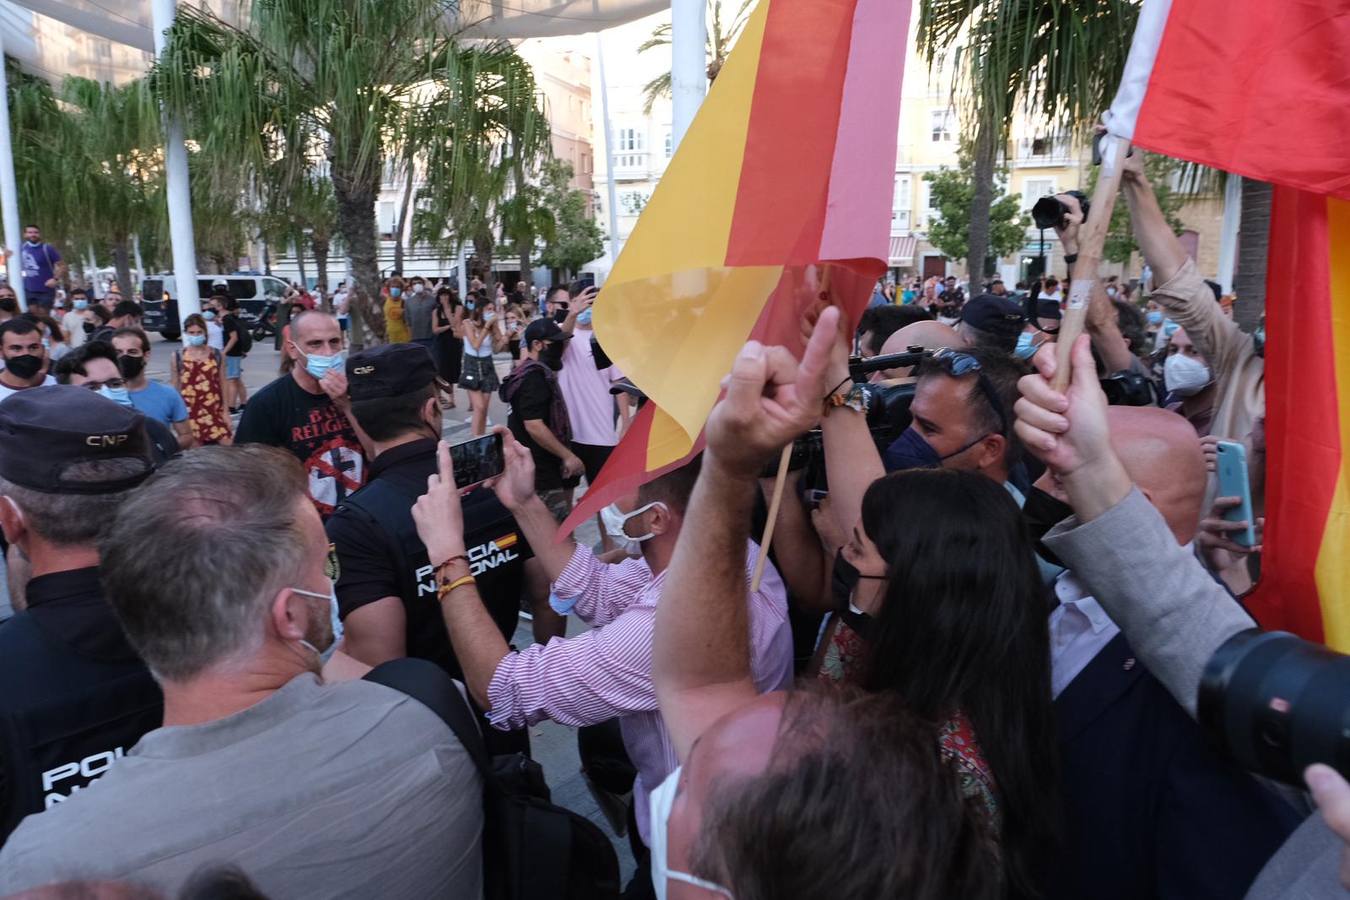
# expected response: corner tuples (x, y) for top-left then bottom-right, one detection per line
(1215, 441), (1255, 548)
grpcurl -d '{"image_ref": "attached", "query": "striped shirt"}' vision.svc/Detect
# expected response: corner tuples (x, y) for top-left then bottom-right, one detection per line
(487, 541), (794, 845)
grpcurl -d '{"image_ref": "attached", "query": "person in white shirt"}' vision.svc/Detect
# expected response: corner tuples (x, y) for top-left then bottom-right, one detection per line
(60, 289), (97, 349)
(0, 319), (56, 403)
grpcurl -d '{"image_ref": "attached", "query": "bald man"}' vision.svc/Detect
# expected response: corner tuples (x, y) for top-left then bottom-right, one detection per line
(1036, 405), (1300, 900)
(873, 320), (967, 380)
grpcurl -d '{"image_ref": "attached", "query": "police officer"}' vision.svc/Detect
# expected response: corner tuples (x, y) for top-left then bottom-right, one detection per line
(0, 386), (161, 842)
(326, 343), (534, 682)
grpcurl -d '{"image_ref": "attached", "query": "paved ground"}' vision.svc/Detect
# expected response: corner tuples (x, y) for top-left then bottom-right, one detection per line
(159, 333), (641, 882)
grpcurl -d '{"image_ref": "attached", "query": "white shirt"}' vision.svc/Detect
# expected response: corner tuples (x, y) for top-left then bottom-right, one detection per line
(1048, 571), (1121, 698)
(206, 320), (224, 351)
(0, 374), (57, 404)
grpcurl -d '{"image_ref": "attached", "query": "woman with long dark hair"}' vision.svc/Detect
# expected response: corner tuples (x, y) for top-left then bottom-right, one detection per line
(831, 468), (1058, 898)
(458, 291), (504, 436)
(432, 285), (463, 408)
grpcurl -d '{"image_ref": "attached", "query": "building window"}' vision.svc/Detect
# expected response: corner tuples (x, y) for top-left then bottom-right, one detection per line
(378, 201), (397, 239)
(618, 128), (645, 153)
(664, 132), (673, 158)
(1022, 178), (1055, 212)
(930, 109), (953, 143)
(892, 175), (912, 231)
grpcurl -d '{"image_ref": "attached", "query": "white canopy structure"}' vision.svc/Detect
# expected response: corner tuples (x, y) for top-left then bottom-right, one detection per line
(0, 0), (704, 315)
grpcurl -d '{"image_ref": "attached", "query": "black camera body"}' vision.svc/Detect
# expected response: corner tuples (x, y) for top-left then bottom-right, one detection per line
(1199, 629), (1350, 787)
(1032, 189), (1091, 231)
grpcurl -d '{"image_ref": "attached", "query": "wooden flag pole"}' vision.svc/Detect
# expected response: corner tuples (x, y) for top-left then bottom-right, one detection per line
(752, 265), (834, 591)
(1052, 134), (1133, 392)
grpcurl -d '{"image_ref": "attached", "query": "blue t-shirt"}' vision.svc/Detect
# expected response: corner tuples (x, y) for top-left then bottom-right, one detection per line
(129, 381), (189, 426)
(19, 242), (60, 295)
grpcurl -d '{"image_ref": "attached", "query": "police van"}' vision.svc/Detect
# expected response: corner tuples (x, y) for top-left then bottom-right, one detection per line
(140, 274), (289, 339)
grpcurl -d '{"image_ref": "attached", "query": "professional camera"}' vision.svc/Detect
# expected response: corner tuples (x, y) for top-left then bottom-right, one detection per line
(1199, 629), (1350, 787)
(1032, 189), (1091, 231)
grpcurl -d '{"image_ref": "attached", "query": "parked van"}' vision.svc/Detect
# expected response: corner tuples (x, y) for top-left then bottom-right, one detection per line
(141, 274), (289, 339)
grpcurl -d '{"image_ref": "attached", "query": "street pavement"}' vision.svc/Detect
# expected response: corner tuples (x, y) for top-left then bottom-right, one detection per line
(147, 333), (639, 883)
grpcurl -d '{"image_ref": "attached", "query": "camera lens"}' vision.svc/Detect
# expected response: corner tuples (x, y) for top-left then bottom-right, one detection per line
(1198, 629), (1350, 787)
(1031, 196), (1067, 231)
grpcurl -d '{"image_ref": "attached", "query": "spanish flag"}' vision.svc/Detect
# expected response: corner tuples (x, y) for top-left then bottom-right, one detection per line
(561, 0), (911, 536)
(1246, 192), (1350, 651)
(1104, 0), (1350, 647)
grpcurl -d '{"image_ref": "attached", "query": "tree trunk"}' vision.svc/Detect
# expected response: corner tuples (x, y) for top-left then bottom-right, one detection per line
(111, 239), (133, 301)
(394, 162), (416, 274)
(332, 161), (384, 349)
(313, 235), (331, 311)
(967, 117), (996, 284)
(1233, 178), (1272, 333)
(295, 236), (308, 288)
(474, 230), (496, 295)
(263, 240), (272, 275)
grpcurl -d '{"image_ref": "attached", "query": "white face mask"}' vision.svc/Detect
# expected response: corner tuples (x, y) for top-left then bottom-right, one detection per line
(290, 583), (342, 660)
(649, 766), (735, 900)
(601, 501), (667, 556)
(1164, 353), (1212, 398)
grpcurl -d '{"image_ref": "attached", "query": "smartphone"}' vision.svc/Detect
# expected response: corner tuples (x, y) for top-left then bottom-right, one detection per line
(570, 274), (596, 296)
(450, 433), (504, 490)
(1215, 440), (1256, 548)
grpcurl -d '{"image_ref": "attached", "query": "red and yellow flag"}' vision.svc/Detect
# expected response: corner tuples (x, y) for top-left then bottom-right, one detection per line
(1246, 191), (1350, 650)
(561, 0), (912, 535)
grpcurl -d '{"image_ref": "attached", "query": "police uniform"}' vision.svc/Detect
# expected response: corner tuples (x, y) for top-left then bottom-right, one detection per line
(325, 345), (534, 682)
(0, 387), (162, 843)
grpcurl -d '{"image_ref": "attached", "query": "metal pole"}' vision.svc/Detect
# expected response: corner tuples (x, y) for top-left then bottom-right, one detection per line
(151, 0), (200, 324)
(87, 246), (100, 297)
(0, 29), (26, 311)
(594, 30), (621, 269)
(1217, 174), (1242, 295)
(670, 0), (707, 150)
(132, 233), (144, 292)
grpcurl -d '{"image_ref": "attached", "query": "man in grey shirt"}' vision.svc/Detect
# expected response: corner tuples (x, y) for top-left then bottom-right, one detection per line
(0, 445), (483, 899)
(1016, 335), (1345, 900)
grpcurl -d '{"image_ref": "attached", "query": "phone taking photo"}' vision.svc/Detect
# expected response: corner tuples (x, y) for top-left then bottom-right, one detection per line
(450, 433), (505, 490)
(1214, 440), (1256, 548)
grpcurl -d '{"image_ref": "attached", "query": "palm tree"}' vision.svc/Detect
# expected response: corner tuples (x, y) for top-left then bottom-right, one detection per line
(154, 0), (543, 345)
(1232, 179), (1270, 330)
(637, 0), (754, 113)
(918, 0), (1140, 279)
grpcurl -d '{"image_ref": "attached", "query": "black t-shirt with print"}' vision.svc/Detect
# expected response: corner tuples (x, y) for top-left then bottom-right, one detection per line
(506, 367), (566, 490)
(234, 374), (366, 517)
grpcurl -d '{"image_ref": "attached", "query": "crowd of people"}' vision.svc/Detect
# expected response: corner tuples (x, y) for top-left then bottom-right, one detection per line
(0, 142), (1347, 900)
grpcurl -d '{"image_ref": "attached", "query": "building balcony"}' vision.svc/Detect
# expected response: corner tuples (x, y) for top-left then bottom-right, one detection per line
(612, 151), (650, 180)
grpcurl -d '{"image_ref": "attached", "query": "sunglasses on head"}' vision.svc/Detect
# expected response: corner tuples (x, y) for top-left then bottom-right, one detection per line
(931, 348), (1008, 436)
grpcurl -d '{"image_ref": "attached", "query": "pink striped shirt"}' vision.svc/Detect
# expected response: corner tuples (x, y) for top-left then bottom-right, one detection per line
(487, 541), (794, 845)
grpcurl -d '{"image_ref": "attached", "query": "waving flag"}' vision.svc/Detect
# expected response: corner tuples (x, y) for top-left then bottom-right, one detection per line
(1246, 192), (1350, 650)
(1105, 0), (1350, 199)
(561, 0), (911, 536)
(1104, 0), (1350, 647)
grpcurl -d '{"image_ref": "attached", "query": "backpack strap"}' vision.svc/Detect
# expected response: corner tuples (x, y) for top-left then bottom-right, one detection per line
(363, 657), (492, 777)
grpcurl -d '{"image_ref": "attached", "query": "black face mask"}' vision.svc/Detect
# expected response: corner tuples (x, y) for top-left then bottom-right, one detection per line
(4, 354), (43, 380)
(540, 342), (565, 371)
(117, 355), (145, 379)
(82, 321), (96, 335)
(831, 555), (882, 640)
(1022, 486), (1074, 569)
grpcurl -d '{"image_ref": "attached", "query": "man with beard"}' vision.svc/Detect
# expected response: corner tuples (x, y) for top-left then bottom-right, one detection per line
(109, 329), (194, 451)
(500, 318), (583, 522)
(0, 319), (55, 403)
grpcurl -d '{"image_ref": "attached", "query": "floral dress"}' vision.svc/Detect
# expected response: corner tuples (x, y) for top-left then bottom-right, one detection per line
(177, 348), (231, 445)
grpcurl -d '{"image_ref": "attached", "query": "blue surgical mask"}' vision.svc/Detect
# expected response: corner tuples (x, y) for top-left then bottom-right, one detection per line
(1014, 331), (1041, 360)
(883, 426), (987, 472)
(289, 583), (342, 660)
(73, 299), (88, 311)
(185, 333), (206, 347)
(389, 287), (403, 298)
(99, 385), (133, 407)
(577, 308), (593, 326)
(203, 310), (217, 321)
(1146, 310), (1163, 326)
(301, 347), (346, 380)
(465, 299), (476, 310)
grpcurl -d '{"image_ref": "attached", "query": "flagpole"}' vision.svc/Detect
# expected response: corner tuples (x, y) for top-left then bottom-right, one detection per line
(1053, 135), (1132, 391)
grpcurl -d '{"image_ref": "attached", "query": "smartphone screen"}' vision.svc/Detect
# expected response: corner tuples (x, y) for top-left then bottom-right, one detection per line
(1215, 441), (1255, 548)
(450, 433), (504, 490)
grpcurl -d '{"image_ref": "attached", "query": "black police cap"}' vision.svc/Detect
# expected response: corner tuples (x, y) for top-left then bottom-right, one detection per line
(962, 293), (1026, 340)
(0, 386), (153, 494)
(346, 342), (438, 402)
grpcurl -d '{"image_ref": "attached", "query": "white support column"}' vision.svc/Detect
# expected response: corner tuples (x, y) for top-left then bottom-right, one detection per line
(670, 0), (707, 151)
(87, 246), (100, 297)
(152, 0), (200, 322)
(457, 242), (468, 297)
(594, 30), (621, 268)
(1217, 174), (1242, 295)
(132, 233), (144, 288)
(0, 29), (26, 310)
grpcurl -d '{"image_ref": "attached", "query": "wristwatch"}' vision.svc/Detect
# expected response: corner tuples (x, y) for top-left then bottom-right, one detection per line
(824, 383), (869, 416)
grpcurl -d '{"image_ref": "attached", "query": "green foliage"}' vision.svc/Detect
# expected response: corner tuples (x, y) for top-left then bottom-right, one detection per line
(1087, 153), (1190, 263)
(637, 0), (754, 113)
(536, 161), (604, 278)
(923, 157), (1029, 264)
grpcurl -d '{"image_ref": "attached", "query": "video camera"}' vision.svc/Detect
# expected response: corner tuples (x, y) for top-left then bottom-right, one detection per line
(1200, 629), (1350, 786)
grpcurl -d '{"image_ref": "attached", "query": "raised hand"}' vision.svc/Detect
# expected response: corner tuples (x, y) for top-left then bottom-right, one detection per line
(1015, 334), (1113, 479)
(486, 426), (537, 511)
(705, 306), (840, 480)
(411, 441), (468, 567)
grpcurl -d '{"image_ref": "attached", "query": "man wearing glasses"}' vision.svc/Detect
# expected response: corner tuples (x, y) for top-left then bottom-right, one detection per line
(54, 342), (179, 463)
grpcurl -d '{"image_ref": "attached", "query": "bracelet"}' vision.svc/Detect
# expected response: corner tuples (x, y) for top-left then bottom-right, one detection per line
(438, 574), (476, 600)
(436, 555), (469, 571)
(1064, 252), (1079, 264)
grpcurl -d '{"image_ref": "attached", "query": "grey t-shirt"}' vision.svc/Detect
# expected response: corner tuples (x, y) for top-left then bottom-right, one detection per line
(0, 674), (483, 899)
(405, 293), (438, 341)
